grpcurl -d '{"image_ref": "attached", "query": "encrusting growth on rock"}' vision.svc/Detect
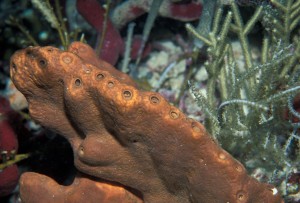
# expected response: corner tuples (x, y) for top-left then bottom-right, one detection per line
(10, 42), (283, 203)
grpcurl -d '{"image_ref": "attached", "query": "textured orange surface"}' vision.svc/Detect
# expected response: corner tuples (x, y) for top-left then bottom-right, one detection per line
(20, 172), (142, 203)
(10, 42), (283, 203)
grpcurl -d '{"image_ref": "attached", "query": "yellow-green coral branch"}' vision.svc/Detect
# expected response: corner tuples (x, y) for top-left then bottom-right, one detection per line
(219, 12), (232, 44)
(0, 154), (30, 170)
(54, 0), (69, 46)
(45, 0), (66, 48)
(261, 37), (269, 64)
(185, 23), (212, 46)
(243, 6), (263, 36)
(212, 7), (223, 35)
(290, 14), (300, 31)
(231, 2), (252, 69)
(291, 0), (300, 10)
(135, 0), (163, 66)
(230, 2), (243, 29)
(122, 22), (135, 73)
(270, 0), (287, 13)
(290, 3), (300, 19)
(6, 16), (39, 46)
(219, 65), (228, 100)
(96, 0), (111, 55)
(285, 0), (293, 41)
(31, 0), (67, 49)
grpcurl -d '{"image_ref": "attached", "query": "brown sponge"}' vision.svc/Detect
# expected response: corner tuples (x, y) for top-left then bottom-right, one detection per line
(10, 42), (283, 203)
